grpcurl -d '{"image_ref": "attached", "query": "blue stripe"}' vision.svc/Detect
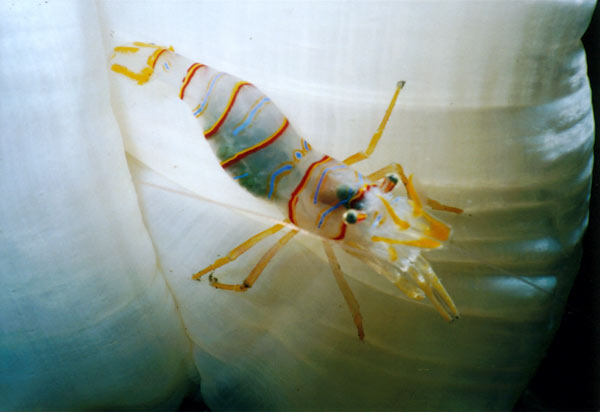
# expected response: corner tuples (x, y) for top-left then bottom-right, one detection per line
(232, 97), (270, 136)
(194, 72), (225, 116)
(303, 140), (310, 151)
(372, 214), (383, 228)
(317, 200), (346, 228)
(313, 165), (346, 204)
(233, 173), (248, 180)
(267, 164), (293, 199)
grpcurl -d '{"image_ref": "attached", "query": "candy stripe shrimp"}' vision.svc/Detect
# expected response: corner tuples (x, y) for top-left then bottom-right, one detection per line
(110, 42), (464, 340)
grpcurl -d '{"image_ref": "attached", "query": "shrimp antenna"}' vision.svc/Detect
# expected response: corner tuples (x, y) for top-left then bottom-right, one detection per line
(343, 81), (405, 166)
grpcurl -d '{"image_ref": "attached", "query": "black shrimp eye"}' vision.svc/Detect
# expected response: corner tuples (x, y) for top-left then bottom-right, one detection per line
(343, 210), (357, 224)
(336, 184), (355, 201)
(349, 199), (365, 210)
(343, 209), (367, 224)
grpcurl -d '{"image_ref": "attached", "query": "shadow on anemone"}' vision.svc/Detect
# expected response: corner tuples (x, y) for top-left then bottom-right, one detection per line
(516, 6), (599, 412)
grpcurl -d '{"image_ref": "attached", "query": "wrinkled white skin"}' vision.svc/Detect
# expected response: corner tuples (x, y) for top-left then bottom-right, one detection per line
(1, 1), (595, 411)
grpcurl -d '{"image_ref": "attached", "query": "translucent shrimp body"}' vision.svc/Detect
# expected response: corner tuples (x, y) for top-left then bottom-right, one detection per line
(110, 42), (461, 336)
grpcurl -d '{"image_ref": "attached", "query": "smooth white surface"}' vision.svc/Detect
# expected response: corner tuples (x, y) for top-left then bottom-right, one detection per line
(0, 2), (196, 410)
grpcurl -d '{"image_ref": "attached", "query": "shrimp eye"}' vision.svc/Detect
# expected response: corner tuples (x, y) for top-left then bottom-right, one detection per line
(380, 173), (399, 193)
(343, 209), (367, 224)
(336, 184), (355, 201)
(349, 198), (365, 210)
(386, 173), (399, 185)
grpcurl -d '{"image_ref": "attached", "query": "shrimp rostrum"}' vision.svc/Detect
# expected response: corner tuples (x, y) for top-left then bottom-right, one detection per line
(110, 42), (463, 340)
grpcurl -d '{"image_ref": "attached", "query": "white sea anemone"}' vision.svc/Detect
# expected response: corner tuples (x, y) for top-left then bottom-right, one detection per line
(1, 1), (595, 410)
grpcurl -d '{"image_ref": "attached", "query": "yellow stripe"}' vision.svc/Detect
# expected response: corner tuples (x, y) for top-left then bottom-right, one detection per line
(205, 81), (249, 136)
(406, 174), (423, 217)
(111, 63), (153, 85)
(231, 95), (267, 130)
(193, 72), (226, 117)
(297, 157), (331, 197)
(377, 194), (409, 230)
(146, 46), (172, 69)
(388, 246), (398, 261)
(289, 155), (332, 224)
(267, 161), (295, 198)
(114, 46), (139, 53)
(179, 63), (204, 100)
(371, 236), (441, 249)
(422, 211), (451, 241)
(111, 44), (173, 86)
(220, 118), (288, 167)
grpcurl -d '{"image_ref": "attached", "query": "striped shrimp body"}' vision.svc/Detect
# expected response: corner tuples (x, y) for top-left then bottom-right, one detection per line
(111, 42), (463, 340)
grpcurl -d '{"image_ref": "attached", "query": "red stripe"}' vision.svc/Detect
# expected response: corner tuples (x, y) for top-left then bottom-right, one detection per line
(181, 63), (195, 82)
(332, 223), (347, 240)
(288, 155), (330, 225)
(151, 49), (168, 69)
(221, 119), (289, 169)
(179, 63), (205, 100)
(205, 82), (250, 138)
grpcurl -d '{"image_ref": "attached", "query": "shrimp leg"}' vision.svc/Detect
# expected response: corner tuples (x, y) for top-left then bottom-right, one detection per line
(192, 223), (286, 279)
(209, 230), (298, 292)
(342, 81), (405, 166)
(340, 78), (462, 215)
(367, 164), (463, 214)
(323, 241), (365, 340)
(408, 256), (459, 322)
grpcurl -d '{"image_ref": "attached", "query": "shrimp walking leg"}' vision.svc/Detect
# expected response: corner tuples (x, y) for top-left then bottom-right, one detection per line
(192, 223), (286, 279)
(408, 256), (459, 322)
(110, 41), (463, 330)
(343, 81), (405, 166)
(368, 164), (464, 215)
(209, 230), (299, 291)
(322, 241), (365, 340)
(338, 77), (462, 215)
